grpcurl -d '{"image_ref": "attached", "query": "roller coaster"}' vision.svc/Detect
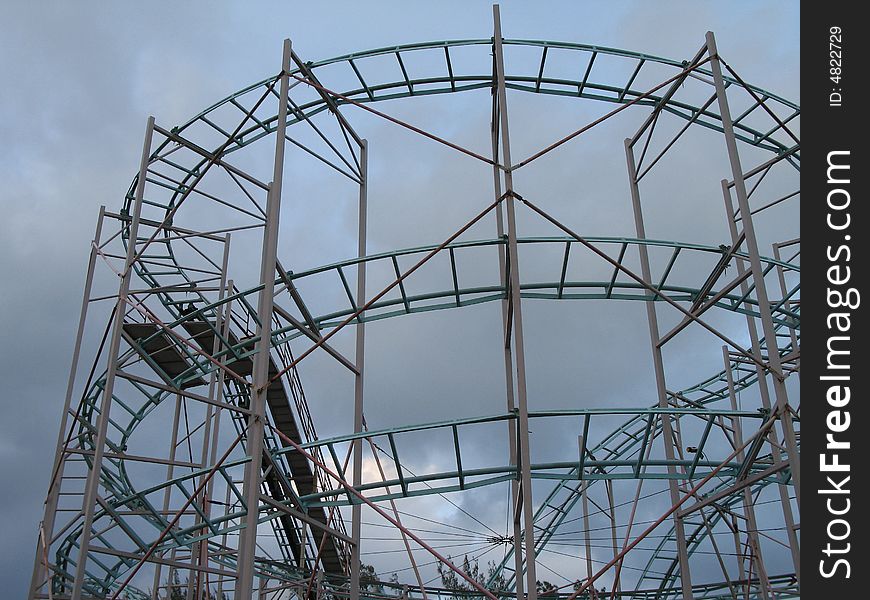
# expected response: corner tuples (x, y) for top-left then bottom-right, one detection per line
(30, 7), (799, 600)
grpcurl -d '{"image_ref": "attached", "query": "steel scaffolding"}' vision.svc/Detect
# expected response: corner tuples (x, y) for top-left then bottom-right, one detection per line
(30, 7), (799, 600)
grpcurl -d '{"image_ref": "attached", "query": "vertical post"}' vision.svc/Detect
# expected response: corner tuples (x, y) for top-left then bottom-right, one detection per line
(696, 506), (739, 600)
(581, 483), (593, 585)
(189, 235), (232, 599)
(730, 515), (747, 599)
(722, 346), (771, 599)
(493, 6), (538, 599)
(489, 38), (524, 600)
(706, 31), (801, 509)
(315, 570), (324, 600)
(350, 138), (368, 600)
(217, 482), (234, 600)
(236, 38), (291, 600)
(605, 481), (619, 596)
(205, 276), (234, 514)
(624, 138), (693, 599)
(152, 394), (184, 599)
(721, 182), (801, 583)
(30, 206), (106, 600)
(70, 117), (154, 600)
(771, 243), (800, 365)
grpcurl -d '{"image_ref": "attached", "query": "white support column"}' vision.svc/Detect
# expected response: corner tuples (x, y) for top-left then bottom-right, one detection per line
(624, 138), (694, 600)
(581, 482), (593, 585)
(235, 38), (291, 600)
(151, 393), (184, 600)
(188, 234), (232, 599)
(70, 117), (154, 600)
(350, 139), (368, 600)
(721, 182), (801, 585)
(489, 49), (524, 600)
(706, 31), (801, 511)
(493, 6), (538, 599)
(722, 346), (771, 599)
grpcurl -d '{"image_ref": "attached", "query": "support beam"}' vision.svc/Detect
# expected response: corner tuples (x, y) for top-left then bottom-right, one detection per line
(151, 394), (184, 600)
(235, 38), (291, 600)
(489, 28), (524, 600)
(188, 237), (232, 600)
(721, 182), (801, 584)
(624, 137), (693, 600)
(581, 482), (593, 585)
(493, 7), (538, 599)
(70, 117), (154, 600)
(707, 32), (801, 513)
(350, 138), (368, 600)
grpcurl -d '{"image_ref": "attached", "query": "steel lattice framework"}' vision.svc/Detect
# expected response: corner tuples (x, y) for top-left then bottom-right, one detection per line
(30, 7), (799, 600)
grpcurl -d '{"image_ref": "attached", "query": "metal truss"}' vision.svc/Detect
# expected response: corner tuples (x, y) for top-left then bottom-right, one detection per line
(30, 7), (799, 600)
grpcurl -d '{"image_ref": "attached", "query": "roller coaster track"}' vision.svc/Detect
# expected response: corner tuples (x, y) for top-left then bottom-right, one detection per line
(37, 36), (798, 600)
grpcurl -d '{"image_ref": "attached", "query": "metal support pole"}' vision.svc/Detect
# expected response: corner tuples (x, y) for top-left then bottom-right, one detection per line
(771, 243), (800, 369)
(722, 346), (771, 600)
(217, 482), (234, 600)
(70, 117), (154, 600)
(624, 138), (693, 600)
(706, 31), (801, 510)
(490, 44), (524, 600)
(730, 515), (747, 599)
(189, 235), (232, 600)
(350, 138), (368, 600)
(493, 6), (538, 600)
(235, 38), (291, 600)
(696, 506), (739, 600)
(152, 394), (184, 600)
(205, 276), (234, 505)
(315, 570), (324, 600)
(721, 182), (801, 583)
(605, 481), (619, 596)
(30, 206), (106, 600)
(581, 482), (593, 585)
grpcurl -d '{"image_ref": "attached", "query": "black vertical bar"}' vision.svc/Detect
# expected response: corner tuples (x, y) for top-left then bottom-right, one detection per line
(802, 3), (864, 597)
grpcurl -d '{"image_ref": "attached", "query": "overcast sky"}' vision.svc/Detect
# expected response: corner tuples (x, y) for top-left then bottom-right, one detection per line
(0, 2), (799, 597)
